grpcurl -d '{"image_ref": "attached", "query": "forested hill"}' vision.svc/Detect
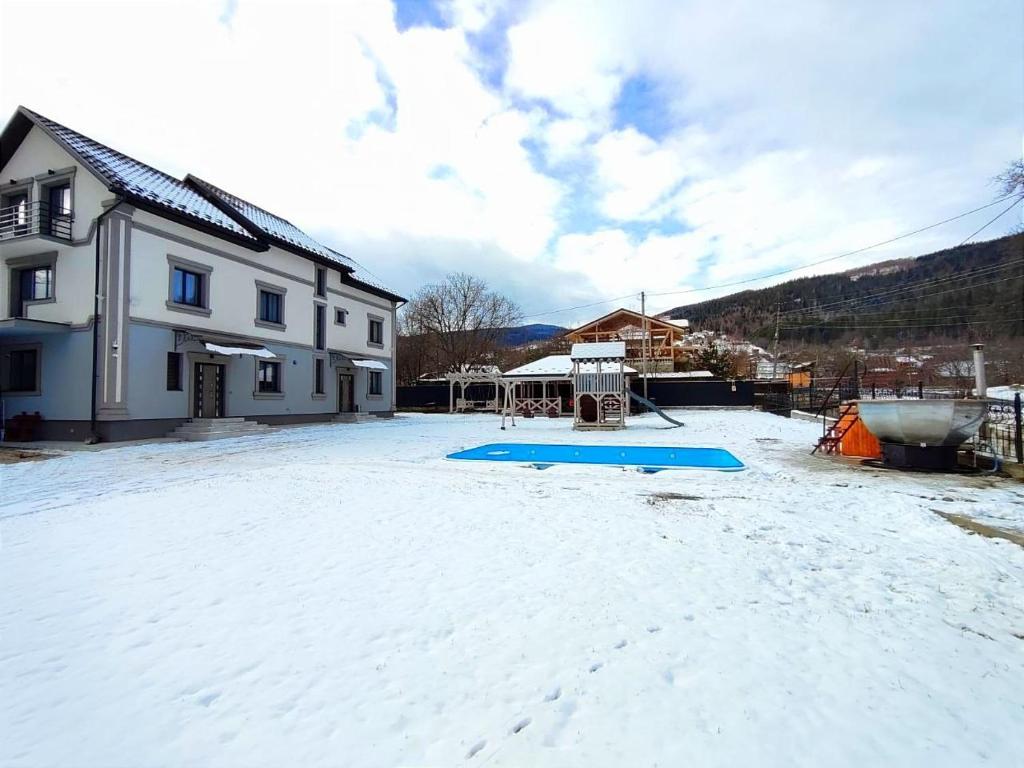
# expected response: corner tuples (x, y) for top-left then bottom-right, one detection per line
(659, 233), (1023, 345)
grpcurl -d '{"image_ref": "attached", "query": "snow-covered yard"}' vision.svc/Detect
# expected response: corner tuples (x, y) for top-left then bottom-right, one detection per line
(2, 410), (1023, 767)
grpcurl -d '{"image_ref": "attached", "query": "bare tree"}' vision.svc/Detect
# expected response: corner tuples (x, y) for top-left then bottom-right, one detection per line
(401, 273), (521, 374)
(997, 159), (1024, 198)
(997, 159), (1024, 234)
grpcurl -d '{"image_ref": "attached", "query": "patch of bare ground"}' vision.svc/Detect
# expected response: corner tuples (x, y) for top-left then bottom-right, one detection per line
(932, 509), (1024, 548)
(0, 448), (58, 465)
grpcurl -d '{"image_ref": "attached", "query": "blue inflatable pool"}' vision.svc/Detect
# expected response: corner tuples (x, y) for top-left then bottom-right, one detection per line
(446, 443), (745, 471)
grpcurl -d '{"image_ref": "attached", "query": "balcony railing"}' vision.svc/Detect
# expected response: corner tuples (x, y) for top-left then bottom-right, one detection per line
(0, 201), (73, 241)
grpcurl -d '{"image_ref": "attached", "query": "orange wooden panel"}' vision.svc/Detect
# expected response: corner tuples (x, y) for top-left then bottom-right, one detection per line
(839, 418), (882, 459)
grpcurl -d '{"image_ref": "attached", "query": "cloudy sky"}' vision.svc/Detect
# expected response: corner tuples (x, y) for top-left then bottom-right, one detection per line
(2, 0), (1021, 324)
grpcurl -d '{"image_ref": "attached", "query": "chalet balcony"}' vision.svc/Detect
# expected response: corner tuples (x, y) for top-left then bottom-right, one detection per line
(0, 201), (73, 242)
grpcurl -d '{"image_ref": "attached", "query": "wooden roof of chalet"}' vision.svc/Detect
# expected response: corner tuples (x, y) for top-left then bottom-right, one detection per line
(567, 308), (688, 338)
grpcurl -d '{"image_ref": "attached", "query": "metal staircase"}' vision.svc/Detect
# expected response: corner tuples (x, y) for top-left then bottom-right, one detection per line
(812, 402), (860, 455)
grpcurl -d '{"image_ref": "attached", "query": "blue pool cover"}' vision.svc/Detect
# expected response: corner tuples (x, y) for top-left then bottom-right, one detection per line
(446, 443), (745, 471)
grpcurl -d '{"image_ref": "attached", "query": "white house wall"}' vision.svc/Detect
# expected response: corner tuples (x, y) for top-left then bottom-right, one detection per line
(1, 123), (399, 439)
(1, 125), (110, 326)
(128, 211), (393, 358)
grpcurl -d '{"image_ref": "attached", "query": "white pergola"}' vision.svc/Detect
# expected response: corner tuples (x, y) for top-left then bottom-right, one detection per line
(445, 370), (505, 414)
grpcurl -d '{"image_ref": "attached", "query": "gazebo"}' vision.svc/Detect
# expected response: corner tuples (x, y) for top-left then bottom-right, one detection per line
(571, 341), (628, 431)
(445, 368), (504, 413)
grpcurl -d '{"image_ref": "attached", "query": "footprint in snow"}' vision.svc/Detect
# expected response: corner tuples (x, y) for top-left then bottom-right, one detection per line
(589, 661), (604, 673)
(510, 718), (531, 735)
(615, 639), (628, 649)
(544, 686), (562, 702)
(647, 626), (662, 633)
(466, 740), (486, 759)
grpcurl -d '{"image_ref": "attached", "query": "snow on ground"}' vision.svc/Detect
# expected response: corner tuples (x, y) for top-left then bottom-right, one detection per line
(2, 410), (1023, 767)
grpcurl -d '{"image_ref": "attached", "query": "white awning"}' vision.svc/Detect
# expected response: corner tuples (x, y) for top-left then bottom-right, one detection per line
(352, 359), (387, 370)
(204, 342), (275, 359)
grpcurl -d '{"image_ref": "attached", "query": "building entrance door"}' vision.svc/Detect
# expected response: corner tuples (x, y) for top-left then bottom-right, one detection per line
(338, 373), (354, 413)
(194, 362), (225, 418)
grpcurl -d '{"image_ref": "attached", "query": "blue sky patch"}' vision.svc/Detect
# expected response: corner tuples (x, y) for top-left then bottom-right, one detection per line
(393, 0), (448, 31)
(614, 74), (674, 140)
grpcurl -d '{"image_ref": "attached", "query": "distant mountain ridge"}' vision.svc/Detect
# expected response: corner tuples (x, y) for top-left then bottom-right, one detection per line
(659, 233), (1023, 344)
(500, 323), (567, 347)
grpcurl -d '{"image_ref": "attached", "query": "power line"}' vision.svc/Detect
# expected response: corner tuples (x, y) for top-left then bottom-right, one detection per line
(780, 258), (1023, 318)
(518, 193), (1021, 320)
(955, 195), (1023, 247)
(646, 193), (1022, 300)
(520, 292), (638, 320)
(780, 317), (1023, 331)
(781, 274), (1023, 328)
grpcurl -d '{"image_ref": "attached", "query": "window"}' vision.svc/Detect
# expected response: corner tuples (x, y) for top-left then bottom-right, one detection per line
(314, 304), (326, 351)
(257, 360), (281, 393)
(172, 267), (203, 307)
(368, 369), (383, 396)
(1, 190), (29, 235)
(167, 256), (212, 316)
(314, 357), (325, 395)
(19, 266), (53, 302)
(45, 183), (72, 237)
(315, 266), (326, 298)
(166, 352), (182, 391)
(368, 317), (384, 346)
(259, 290), (282, 324)
(5, 348), (39, 392)
(334, 308), (347, 326)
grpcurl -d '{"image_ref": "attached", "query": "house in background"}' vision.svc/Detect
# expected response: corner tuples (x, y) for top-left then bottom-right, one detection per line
(565, 308), (692, 373)
(0, 106), (404, 441)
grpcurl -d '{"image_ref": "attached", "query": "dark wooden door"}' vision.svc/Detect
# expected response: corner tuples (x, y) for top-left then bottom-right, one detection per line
(194, 363), (224, 418)
(338, 373), (354, 413)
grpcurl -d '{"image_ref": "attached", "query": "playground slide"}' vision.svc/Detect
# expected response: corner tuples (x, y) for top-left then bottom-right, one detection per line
(628, 390), (685, 427)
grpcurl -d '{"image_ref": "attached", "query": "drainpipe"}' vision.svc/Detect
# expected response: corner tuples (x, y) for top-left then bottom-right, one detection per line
(972, 344), (987, 399)
(87, 197), (124, 444)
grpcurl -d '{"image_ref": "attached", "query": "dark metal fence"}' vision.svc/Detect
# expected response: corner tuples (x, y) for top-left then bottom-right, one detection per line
(629, 380), (757, 408)
(974, 394), (1023, 465)
(0, 201), (73, 240)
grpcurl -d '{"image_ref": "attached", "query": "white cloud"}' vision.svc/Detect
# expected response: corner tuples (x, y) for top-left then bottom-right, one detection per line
(591, 128), (686, 221)
(553, 228), (703, 298)
(1, 0), (1020, 325)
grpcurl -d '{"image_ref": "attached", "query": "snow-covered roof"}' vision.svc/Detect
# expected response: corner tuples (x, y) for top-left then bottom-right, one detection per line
(982, 385), (1022, 402)
(328, 248), (404, 301)
(23, 108), (258, 242)
(504, 355), (574, 377)
(755, 360), (791, 379)
(663, 317), (690, 329)
(643, 370), (714, 379)
(504, 354), (637, 378)
(3, 107), (402, 298)
(570, 341), (626, 360)
(187, 175), (353, 267)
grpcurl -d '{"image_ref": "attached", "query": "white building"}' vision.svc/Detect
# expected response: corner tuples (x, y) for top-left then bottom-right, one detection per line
(0, 107), (404, 441)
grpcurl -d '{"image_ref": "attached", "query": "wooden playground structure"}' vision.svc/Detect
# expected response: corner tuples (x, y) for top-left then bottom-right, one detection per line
(571, 342), (628, 431)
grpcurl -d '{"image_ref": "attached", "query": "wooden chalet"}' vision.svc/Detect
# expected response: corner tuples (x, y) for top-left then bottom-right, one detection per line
(565, 308), (691, 373)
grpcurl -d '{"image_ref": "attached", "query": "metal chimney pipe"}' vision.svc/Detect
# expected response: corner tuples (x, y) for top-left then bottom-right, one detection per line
(972, 344), (987, 399)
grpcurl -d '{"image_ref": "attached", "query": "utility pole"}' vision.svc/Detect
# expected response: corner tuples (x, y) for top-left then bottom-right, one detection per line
(770, 301), (781, 380)
(641, 291), (649, 400)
